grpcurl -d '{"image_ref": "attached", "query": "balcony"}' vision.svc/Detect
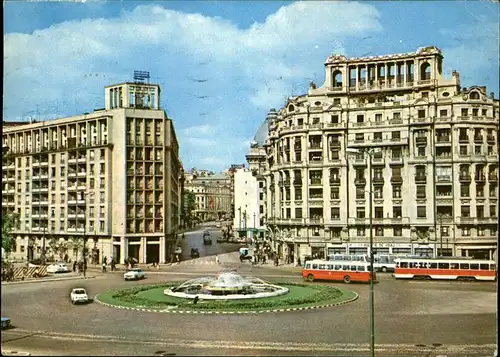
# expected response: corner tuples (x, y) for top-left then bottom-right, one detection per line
(389, 156), (403, 165)
(458, 174), (471, 183)
(329, 177), (340, 185)
(487, 135), (495, 143)
(390, 176), (403, 184)
(458, 136), (469, 143)
(354, 177), (366, 185)
(329, 141), (341, 149)
(293, 179), (302, 186)
(415, 174), (427, 184)
(373, 176), (384, 184)
(474, 135), (484, 143)
(489, 173), (498, 182)
(436, 136), (450, 143)
(475, 175), (486, 183)
(309, 142), (322, 150)
(415, 137), (427, 145)
(309, 179), (322, 186)
(436, 175), (452, 183)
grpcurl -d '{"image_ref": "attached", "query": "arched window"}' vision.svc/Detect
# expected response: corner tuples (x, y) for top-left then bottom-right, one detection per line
(332, 70), (343, 88)
(288, 105), (295, 112)
(420, 62), (431, 80)
(470, 91), (480, 100)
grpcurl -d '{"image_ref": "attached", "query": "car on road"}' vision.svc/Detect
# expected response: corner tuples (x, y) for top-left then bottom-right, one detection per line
(216, 222), (221, 228)
(1, 317), (12, 330)
(190, 248), (200, 258)
(47, 263), (70, 274)
(124, 268), (145, 281)
(70, 288), (89, 304)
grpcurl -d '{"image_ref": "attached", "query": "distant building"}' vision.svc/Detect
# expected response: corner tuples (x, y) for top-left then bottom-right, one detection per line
(2, 81), (181, 264)
(232, 168), (263, 238)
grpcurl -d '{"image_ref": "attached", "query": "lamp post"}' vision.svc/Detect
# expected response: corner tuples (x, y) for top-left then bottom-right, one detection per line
(346, 147), (376, 357)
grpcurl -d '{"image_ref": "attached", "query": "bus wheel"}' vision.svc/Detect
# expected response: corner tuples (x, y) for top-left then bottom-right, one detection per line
(343, 275), (351, 284)
(307, 274), (314, 282)
(381, 266), (388, 273)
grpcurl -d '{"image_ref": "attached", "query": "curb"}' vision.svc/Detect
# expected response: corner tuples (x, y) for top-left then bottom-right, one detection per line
(2, 275), (97, 285)
(2, 351), (31, 356)
(93, 291), (359, 315)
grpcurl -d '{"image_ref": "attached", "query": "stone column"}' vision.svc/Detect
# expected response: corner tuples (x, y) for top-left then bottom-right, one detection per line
(384, 63), (388, 88)
(159, 236), (166, 264)
(355, 66), (359, 91)
(403, 61), (407, 87)
(120, 236), (128, 264)
(365, 64), (369, 89)
(141, 237), (147, 263)
(375, 64), (378, 87)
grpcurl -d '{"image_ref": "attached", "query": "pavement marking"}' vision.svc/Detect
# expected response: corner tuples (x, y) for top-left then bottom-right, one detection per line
(2, 330), (496, 353)
(93, 292), (359, 314)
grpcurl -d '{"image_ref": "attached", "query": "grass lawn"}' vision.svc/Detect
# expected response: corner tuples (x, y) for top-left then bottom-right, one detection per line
(97, 282), (358, 312)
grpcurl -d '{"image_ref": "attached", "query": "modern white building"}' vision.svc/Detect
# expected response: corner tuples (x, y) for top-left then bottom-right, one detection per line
(233, 168), (262, 238)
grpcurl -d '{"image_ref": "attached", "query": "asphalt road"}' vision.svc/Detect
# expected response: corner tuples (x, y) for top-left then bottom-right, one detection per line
(177, 226), (241, 261)
(1, 260), (497, 357)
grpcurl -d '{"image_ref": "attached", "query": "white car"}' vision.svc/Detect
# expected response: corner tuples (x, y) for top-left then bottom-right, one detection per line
(124, 268), (145, 281)
(216, 223), (221, 228)
(47, 263), (70, 274)
(70, 288), (89, 304)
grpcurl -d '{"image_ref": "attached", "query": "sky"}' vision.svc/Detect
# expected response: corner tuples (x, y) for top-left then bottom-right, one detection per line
(4, 1), (499, 173)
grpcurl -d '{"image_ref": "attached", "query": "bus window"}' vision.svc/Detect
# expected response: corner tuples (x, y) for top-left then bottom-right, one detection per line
(334, 264), (342, 270)
(430, 263), (437, 269)
(350, 265), (357, 271)
(449, 263), (458, 269)
(470, 264), (479, 270)
(334, 256), (342, 261)
(312, 264), (318, 269)
(327, 265), (334, 270)
(480, 264), (489, 270)
(357, 266), (366, 272)
(319, 264), (326, 270)
(305, 264), (311, 269)
(401, 262), (408, 268)
(438, 263), (449, 269)
(342, 265), (349, 271)
(490, 264), (496, 271)
(460, 263), (469, 269)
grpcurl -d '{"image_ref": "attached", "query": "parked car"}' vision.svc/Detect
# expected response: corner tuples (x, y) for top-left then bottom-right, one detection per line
(47, 263), (70, 274)
(124, 268), (145, 281)
(1, 317), (11, 330)
(70, 288), (89, 304)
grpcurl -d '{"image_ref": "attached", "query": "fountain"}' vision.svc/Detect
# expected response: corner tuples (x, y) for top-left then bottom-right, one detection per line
(164, 272), (289, 300)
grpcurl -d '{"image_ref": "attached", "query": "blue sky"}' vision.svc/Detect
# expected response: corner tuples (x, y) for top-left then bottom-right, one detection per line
(4, 1), (499, 172)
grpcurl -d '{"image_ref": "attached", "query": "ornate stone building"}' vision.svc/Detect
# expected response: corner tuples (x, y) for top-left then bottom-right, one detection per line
(260, 46), (498, 264)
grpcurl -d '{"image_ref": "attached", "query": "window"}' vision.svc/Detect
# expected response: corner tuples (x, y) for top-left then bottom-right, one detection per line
(373, 132), (382, 141)
(476, 185), (484, 197)
(374, 207), (383, 218)
(476, 206), (484, 218)
(374, 186), (383, 199)
(417, 146), (426, 157)
(461, 205), (470, 217)
(375, 227), (384, 236)
(475, 146), (482, 155)
(295, 208), (302, 219)
(100, 221), (105, 232)
(375, 114), (382, 122)
(416, 185), (426, 198)
(355, 133), (364, 142)
(441, 226), (449, 237)
(421, 92), (429, 98)
(295, 188), (302, 200)
(490, 205), (497, 217)
(331, 187), (339, 199)
(357, 207), (365, 218)
(357, 228), (365, 236)
(333, 98), (341, 105)
(418, 109), (426, 118)
(357, 115), (364, 123)
(393, 206), (402, 218)
(394, 227), (402, 236)
(460, 185), (470, 197)
(392, 148), (401, 158)
(417, 206), (426, 218)
(439, 109), (448, 117)
(393, 185), (401, 198)
(356, 187), (365, 199)
(331, 208), (340, 219)
(461, 108), (468, 116)
(331, 115), (339, 123)
(391, 131), (401, 140)
(490, 185), (497, 198)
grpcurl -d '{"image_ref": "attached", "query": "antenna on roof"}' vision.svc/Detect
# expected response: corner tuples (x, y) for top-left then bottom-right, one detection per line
(133, 70), (150, 84)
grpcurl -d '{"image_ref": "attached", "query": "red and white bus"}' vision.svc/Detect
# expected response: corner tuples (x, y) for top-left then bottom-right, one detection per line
(393, 257), (496, 281)
(303, 260), (375, 284)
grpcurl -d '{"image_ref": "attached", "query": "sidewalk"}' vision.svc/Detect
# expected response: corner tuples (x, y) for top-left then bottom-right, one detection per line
(2, 272), (97, 285)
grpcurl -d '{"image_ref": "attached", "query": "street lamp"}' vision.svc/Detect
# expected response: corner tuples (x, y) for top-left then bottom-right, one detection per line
(346, 147), (378, 357)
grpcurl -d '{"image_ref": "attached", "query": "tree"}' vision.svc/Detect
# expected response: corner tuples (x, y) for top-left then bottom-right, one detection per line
(2, 213), (20, 256)
(69, 237), (88, 262)
(182, 191), (197, 227)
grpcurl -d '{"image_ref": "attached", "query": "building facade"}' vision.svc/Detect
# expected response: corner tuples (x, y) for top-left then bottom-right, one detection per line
(262, 46), (499, 264)
(232, 168), (264, 238)
(184, 171), (232, 221)
(2, 81), (181, 264)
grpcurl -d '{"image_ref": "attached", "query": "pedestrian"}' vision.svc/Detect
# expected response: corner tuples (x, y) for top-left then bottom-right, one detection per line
(274, 256), (279, 267)
(102, 261), (107, 273)
(215, 255), (220, 264)
(103, 256), (107, 266)
(73, 261), (77, 272)
(111, 259), (116, 271)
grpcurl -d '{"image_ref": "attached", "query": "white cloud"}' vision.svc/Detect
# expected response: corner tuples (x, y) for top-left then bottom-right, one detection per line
(4, 1), (383, 172)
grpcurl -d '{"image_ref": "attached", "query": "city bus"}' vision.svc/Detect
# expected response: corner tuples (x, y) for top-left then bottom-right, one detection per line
(303, 259), (375, 284)
(393, 257), (496, 281)
(329, 253), (397, 273)
(328, 254), (369, 262)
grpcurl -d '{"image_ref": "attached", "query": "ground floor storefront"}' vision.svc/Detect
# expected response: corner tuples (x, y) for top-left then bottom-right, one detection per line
(9, 234), (178, 265)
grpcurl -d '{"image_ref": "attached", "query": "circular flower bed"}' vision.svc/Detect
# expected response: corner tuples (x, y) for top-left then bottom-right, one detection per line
(96, 282), (358, 313)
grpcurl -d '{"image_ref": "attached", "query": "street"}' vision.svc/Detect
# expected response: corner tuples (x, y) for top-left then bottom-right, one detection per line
(176, 225), (241, 262)
(1, 256), (496, 357)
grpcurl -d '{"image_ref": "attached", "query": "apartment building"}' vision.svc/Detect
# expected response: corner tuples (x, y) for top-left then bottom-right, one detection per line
(232, 168), (265, 238)
(184, 171), (232, 221)
(2, 81), (181, 264)
(261, 46), (499, 264)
